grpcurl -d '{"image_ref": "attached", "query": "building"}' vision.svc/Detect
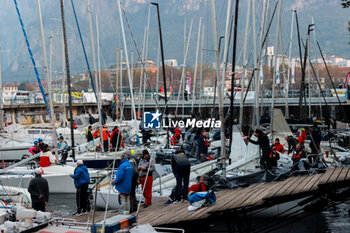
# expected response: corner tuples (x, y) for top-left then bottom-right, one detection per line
(3, 83), (20, 91)
(164, 59), (178, 67)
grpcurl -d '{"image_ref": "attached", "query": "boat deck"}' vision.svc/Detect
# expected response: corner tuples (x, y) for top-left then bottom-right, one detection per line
(136, 167), (350, 226)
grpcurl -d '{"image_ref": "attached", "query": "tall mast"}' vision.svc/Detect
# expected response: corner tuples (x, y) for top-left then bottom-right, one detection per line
(119, 49), (124, 119)
(86, 0), (96, 92)
(251, 0), (259, 130)
(239, 0), (251, 130)
(175, 18), (193, 114)
(191, 17), (202, 114)
(285, 10), (295, 118)
(117, 0), (137, 120)
(37, 0), (58, 162)
(307, 29), (312, 119)
(96, 16), (104, 152)
(270, 0), (282, 141)
(198, 24), (205, 116)
(137, 26), (147, 115)
(61, 36), (66, 128)
(211, 0), (229, 177)
(116, 47), (119, 120)
(60, 0), (75, 160)
(155, 38), (160, 101)
(142, 5), (152, 114)
(312, 17), (322, 119)
(229, 0), (240, 152)
(0, 46), (3, 130)
(151, 2), (169, 148)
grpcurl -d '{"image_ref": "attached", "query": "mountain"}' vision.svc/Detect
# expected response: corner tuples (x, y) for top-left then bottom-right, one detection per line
(0, 0), (349, 83)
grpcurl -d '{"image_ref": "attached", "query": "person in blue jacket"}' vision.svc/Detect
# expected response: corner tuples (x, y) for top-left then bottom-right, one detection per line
(112, 153), (133, 214)
(70, 160), (90, 215)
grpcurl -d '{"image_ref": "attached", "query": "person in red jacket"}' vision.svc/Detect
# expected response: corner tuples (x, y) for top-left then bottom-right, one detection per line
(188, 176), (208, 193)
(298, 128), (307, 144)
(274, 138), (285, 153)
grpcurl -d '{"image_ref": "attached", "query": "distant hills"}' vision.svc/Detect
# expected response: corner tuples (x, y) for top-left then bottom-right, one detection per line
(0, 0), (349, 83)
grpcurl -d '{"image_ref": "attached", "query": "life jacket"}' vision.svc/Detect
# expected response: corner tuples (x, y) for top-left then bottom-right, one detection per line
(39, 156), (51, 167)
(201, 136), (210, 147)
(174, 127), (181, 137)
(93, 130), (101, 139)
(292, 150), (304, 161)
(102, 128), (110, 141)
(298, 129), (307, 143)
(171, 135), (178, 146)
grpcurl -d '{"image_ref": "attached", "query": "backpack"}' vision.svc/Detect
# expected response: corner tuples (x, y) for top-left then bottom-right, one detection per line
(188, 190), (216, 208)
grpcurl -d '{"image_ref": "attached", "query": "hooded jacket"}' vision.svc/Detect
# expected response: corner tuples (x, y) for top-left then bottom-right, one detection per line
(138, 157), (155, 177)
(112, 159), (134, 195)
(71, 165), (90, 188)
(28, 174), (49, 203)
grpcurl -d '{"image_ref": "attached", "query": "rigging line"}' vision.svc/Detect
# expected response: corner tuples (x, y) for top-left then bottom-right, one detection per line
(242, 0), (279, 104)
(70, 0), (98, 100)
(120, 3), (159, 109)
(13, 0), (52, 121)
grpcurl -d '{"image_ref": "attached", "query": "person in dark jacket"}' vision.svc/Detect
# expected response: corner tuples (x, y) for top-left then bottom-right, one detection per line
(197, 131), (210, 162)
(128, 151), (139, 212)
(284, 135), (299, 155)
(248, 129), (271, 169)
(28, 168), (49, 212)
(70, 160), (90, 215)
(112, 153), (133, 214)
(38, 138), (49, 153)
(88, 113), (95, 125)
(86, 126), (93, 142)
(138, 150), (155, 208)
(110, 127), (123, 151)
(269, 145), (280, 167)
(164, 150), (191, 204)
(309, 124), (322, 155)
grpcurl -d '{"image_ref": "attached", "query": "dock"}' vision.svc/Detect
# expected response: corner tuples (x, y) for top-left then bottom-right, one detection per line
(136, 167), (350, 227)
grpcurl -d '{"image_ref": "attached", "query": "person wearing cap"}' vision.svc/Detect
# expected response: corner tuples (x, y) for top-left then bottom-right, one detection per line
(138, 150), (155, 208)
(38, 138), (49, 153)
(58, 136), (69, 163)
(29, 141), (41, 155)
(110, 127), (123, 151)
(102, 125), (111, 152)
(112, 153), (133, 214)
(71, 160), (90, 215)
(28, 168), (49, 212)
(247, 129), (271, 169)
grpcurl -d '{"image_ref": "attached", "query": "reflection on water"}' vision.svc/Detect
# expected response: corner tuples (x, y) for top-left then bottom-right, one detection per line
(47, 194), (350, 232)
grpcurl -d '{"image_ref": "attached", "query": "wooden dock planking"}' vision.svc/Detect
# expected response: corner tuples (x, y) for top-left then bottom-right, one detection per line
(61, 211), (116, 225)
(290, 175), (315, 195)
(303, 173), (323, 192)
(318, 168), (336, 185)
(336, 167), (350, 183)
(136, 168), (350, 227)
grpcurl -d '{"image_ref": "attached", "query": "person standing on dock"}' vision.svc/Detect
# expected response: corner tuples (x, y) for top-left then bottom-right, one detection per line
(172, 150), (191, 203)
(247, 129), (271, 169)
(71, 160), (90, 215)
(112, 153), (134, 214)
(102, 125), (111, 152)
(197, 131), (210, 162)
(86, 126), (93, 142)
(138, 150), (155, 208)
(28, 168), (49, 212)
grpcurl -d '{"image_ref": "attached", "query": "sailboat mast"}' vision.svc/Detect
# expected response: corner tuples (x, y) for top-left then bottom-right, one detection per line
(59, 0), (75, 160)
(229, 0), (239, 151)
(311, 17), (322, 119)
(239, 0), (251, 131)
(142, 5), (151, 114)
(37, 0), (58, 162)
(116, 47), (119, 120)
(285, 10), (295, 118)
(191, 17), (202, 114)
(211, 0), (230, 177)
(0, 46), (3, 130)
(117, 0), (137, 120)
(270, 0), (282, 142)
(198, 24), (205, 116)
(251, 0), (259, 130)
